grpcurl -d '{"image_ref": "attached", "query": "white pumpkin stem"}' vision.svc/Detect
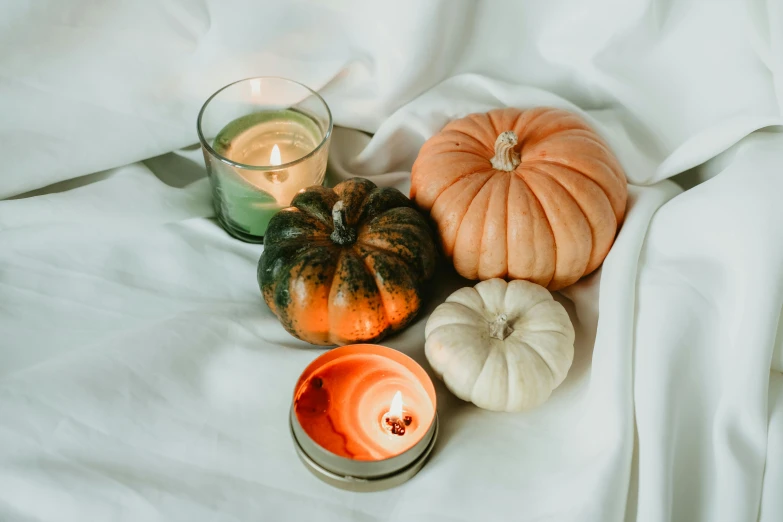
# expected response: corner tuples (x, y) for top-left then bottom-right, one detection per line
(489, 313), (513, 340)
(490, 131), (521, 171)
(330, 200), (357, 246)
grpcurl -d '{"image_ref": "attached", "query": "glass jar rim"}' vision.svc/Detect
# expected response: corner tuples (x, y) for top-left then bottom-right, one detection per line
(196, 76), (333, 171)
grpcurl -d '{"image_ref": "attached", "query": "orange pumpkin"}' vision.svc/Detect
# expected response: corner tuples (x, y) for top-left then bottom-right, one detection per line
(258, 178), (438, 346)
(410, 107), (627, 290)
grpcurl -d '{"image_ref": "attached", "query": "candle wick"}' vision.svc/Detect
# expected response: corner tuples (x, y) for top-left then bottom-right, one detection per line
(383, 413), (413, 437)
(385, 416), (406, 436)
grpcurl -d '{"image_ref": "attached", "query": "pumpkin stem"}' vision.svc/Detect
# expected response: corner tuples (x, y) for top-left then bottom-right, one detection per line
(490, 131), (521, 172)
(489, 313), (514, 340)
(330, 200), (357, 246)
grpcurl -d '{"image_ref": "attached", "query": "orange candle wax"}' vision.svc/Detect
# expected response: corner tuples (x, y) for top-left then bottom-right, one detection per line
(293, 345), (437, 461)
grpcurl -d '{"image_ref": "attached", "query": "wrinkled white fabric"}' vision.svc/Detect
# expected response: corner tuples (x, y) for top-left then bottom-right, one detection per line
(1, 1), (782, 521)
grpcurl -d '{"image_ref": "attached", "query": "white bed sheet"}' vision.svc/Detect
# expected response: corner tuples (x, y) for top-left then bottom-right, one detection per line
(1, 1), (782, 521)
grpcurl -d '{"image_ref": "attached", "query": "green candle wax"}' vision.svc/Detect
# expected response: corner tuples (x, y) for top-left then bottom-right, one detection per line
(206, 109), (327, 242)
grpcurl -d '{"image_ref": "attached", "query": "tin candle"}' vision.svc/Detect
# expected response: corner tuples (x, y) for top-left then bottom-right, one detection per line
(290, 344), (438, 491)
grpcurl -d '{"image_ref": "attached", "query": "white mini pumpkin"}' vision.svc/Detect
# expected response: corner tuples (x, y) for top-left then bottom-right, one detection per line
(425, 278), (575, 412)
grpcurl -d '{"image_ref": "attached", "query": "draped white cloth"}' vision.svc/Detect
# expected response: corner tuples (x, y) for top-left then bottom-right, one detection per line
(1, 1), (782, 520)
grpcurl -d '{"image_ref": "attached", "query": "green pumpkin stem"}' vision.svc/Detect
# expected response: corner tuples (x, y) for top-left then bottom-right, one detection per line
(330, 200), (357, 246)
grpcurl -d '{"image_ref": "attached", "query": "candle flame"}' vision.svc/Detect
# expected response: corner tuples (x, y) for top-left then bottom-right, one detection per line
(269, 144), (282, 166)
(389, 391), (403, 419)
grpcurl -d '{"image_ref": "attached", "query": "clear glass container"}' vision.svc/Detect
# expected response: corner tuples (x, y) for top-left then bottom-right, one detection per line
(198, 77), (332, 242)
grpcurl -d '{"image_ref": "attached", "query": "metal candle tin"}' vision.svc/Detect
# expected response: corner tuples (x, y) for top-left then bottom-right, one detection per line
(290, 408), (438, 492)
(289, 344), (438, 492)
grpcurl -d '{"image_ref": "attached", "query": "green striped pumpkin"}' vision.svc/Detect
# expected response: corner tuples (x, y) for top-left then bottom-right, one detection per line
(258, 178), (438, 346)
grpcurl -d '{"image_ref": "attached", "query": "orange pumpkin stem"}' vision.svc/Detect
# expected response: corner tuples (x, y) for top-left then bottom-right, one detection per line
(490, 131), (521, 172)
(330, 200), (357, 246)
(489, 313), (513, 340)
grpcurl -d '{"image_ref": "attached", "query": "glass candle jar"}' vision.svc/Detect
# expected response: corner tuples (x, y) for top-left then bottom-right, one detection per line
(197, 77), (332, 242)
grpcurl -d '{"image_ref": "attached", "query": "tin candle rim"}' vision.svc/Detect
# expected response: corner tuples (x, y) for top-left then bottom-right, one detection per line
(289, 344), (438, 489)
(290, 409), (439, 492)
(196, 76), (333, 171)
